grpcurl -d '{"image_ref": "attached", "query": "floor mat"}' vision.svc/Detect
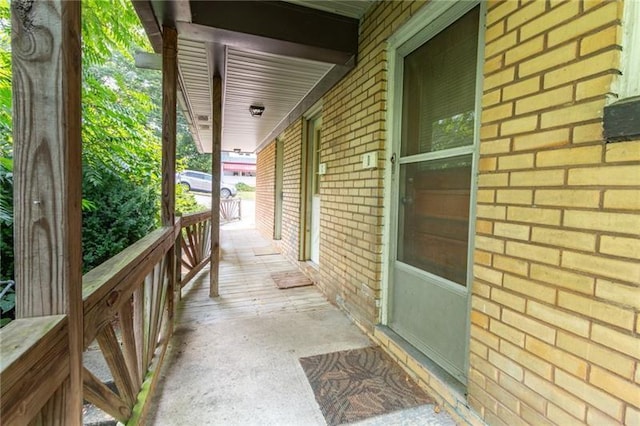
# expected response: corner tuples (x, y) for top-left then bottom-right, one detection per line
(253, 246), (280, 256)
(270, 271), (313, 289)
(299, 346), (433, 425)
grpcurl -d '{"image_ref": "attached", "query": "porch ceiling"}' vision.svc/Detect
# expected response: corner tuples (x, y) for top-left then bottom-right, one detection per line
(133, 0), (375, 154)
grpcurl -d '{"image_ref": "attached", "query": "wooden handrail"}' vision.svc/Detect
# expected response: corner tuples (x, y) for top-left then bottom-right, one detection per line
(82, 226), (175, 349)
(180, 210), (212, 227)
(0, 316), (69, 425)
(81, 224), (179, 424)
(1, 215), (211, 425)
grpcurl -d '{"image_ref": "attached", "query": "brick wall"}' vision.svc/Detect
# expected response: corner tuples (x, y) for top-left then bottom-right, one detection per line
(316, 0), (427, 330)
(262, 0), (639, 424)
(256, 141), (276, 240)
(471, 1), (640, 425)
(280, 120), (303, 264)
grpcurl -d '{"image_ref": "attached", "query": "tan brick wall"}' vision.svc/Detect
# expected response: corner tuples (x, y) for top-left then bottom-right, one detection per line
(280, 120), (303, 264)
(263, 1), (639, 424)
(256, 141), (276, 240)
(315, 0), (427, 330)
(472, 1), (640, 425)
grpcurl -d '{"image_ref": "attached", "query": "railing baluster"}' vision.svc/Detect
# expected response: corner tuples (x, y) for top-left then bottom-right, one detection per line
(177, 211), (214, 288)
(187, 224), (199, 264)
(83, 367), (131, 423)
(134, 285), (146, 385)
(147, 258), (166, 367)
(118, 296), (141, 391)
(96, 324), (136, 407)
(181, 231), (197, 268)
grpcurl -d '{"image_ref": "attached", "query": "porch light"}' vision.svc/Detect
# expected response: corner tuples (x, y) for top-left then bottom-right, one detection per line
(249, 105), (265, 117)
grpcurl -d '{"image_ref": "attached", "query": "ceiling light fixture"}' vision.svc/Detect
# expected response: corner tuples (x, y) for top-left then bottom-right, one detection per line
(249, 105), (265, 117)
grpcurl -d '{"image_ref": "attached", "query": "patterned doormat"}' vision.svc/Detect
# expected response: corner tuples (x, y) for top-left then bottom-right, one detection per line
(270, 271), (313, 289)
(299, 346), (433, 425)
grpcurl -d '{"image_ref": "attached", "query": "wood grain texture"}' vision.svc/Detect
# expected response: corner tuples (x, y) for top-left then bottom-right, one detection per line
(146, 258), (168, 367)
(210, 75), (222, 297)
(161, 25), (177, 226)
(11, 0), (83, 423)
(82, 367), (131, 423)
(118, 297), (142, 391)
(0, 316), (69, 425)
(180, 211), (212, 286)
(126, 322), (172, 425)
(133, 286), (145, 385)
(161, 25), (178, 350)
(181, 210), (211, 227)
(96, 324), (136, 407)
(82, 227), (174, 347)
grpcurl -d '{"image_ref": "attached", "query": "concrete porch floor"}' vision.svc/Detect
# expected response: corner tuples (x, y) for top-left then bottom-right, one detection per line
(147, 228), (457, 426)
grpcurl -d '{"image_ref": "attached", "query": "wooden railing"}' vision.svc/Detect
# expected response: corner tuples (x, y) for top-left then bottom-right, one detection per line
(0, 212), (215, 425)
(179, 211), (212, 287)
(0, 315), (69, 425)
(220, 198), (241, 223)
(81, 226), (178, 424)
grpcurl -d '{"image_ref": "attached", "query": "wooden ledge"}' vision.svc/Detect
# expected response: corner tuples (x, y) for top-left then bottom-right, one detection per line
(0, 316), (69, 425)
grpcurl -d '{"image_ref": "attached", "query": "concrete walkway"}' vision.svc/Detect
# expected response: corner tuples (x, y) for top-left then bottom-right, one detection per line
(147, 228), (457, 426)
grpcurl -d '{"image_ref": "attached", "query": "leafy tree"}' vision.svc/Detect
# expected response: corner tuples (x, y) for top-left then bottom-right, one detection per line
(0, 0), (172, 324)
(0, 0), (14, 326)
(177, 117), (212, 173)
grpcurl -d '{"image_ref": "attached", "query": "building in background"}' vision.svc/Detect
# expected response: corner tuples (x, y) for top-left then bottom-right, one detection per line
(221, 151), (256, 186)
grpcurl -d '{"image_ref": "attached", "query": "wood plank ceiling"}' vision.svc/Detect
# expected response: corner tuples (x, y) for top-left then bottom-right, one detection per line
(136, 0), (374, 154)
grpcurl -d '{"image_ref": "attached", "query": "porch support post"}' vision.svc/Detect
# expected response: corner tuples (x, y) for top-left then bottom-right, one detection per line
(161, 25), (177, 227)
(161, 26), (178, 328)
(210, 75), (222, 297)
(12, 1), (83, 423)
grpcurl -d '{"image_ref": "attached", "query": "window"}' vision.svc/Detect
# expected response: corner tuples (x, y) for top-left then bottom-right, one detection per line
(396, 6), (479, 286)
(604, 0), (640, 142)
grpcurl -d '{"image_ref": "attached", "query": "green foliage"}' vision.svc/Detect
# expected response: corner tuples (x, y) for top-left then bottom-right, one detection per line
(176, 183), (204, 215)
(82, 174), (157, 272)
(0, 1), (164, 297)
(79, 0), (162, 271)
(0, 162), (13, 282)
(177, 116), (212, 173)
(0, 280), (14, 328)
(82, 54), (161, 189)
(235, 182), (255, 192)
(0, 1), (10, 154)
(82, 0), (149, 65)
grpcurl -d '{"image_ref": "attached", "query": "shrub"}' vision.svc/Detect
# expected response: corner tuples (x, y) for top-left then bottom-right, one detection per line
(82, 174), (157, 272)
(236, 182), (255, 192)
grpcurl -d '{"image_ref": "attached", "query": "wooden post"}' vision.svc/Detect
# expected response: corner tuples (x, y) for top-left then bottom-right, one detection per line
(210, 75), (222, 297)
(161, 26), (178, 327)
(161, 26), (177, 227)
(12, 1), (83, 423)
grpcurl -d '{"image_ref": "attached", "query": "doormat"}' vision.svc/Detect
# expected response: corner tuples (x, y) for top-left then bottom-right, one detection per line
(270, 271), (313, 289)
(253, 246), (280, 256)
(299, 346), (433, 425)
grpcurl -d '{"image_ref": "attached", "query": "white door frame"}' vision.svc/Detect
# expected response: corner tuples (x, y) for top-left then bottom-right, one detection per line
(274, 136), (284, 240)
(300, 102), (322, 262)
(380, 0), (486, 382)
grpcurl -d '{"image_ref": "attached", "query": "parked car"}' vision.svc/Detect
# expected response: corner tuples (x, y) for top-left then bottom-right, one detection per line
(176, 170), (237, 198)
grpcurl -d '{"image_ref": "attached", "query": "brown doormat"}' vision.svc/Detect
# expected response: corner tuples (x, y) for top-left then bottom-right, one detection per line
(299, 346), (433, 425)
(270, 271), (313, 289)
